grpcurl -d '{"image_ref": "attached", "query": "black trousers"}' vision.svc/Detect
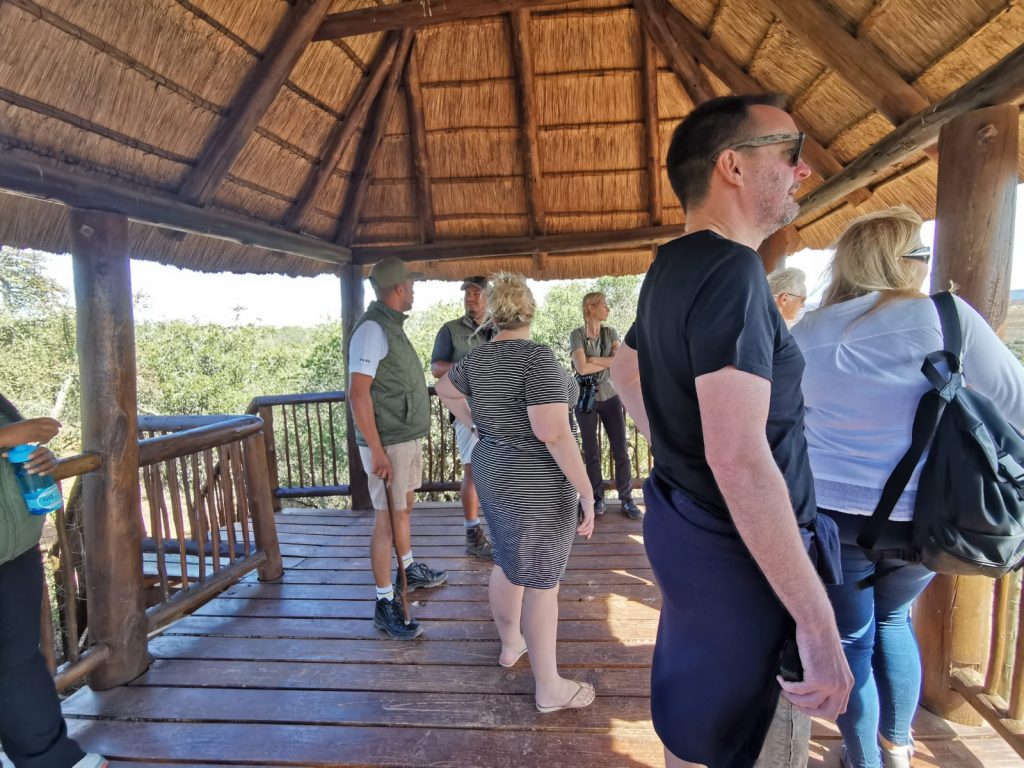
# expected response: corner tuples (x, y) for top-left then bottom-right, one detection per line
(576, 395), (633, 502)
(0, 546), (85, 768)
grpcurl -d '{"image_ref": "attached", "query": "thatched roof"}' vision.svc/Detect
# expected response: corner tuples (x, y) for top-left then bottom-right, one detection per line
(0, 0), (1021, 280)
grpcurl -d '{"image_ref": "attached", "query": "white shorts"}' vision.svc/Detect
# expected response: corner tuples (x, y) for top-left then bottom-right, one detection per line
(358, 438), (423, 511)
(454, 420), (479, 466)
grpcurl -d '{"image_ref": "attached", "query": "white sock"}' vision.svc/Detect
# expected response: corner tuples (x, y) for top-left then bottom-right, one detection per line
(465, 519), (480, 530)
(401, 551), (414, 569)
(376, 584), (394, 602)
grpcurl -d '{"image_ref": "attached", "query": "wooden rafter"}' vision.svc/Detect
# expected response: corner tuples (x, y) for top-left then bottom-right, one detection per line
(509, 9), (545, 236)
(636, 0), (714, 106)
(640, 29), (662, 226)
(798, 44), (1024, 217)
(286, 33), (401, 231)
(350, 223), (689, 263)
(179, 0), (331, 206)
(648, 0), (870, 205)
(765, 0), (930, 125)
(0, 152), (351, 265)
(335, 29), (415, 246)
(403, 40), (436, 244)
(315, 0), (576, 40)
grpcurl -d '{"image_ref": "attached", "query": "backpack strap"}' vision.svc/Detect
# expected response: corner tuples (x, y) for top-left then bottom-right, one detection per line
(932, 292), (963, 358)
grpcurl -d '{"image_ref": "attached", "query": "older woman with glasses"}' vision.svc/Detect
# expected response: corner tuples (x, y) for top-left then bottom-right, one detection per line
(791, 207), (1024, 768)
(768, 267), (808, 325)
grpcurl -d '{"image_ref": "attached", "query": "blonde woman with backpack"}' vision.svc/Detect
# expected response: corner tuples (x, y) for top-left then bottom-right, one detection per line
(791, 207), (1024, 768)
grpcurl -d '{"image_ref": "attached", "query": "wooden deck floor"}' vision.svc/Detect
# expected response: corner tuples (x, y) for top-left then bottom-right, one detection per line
(59, 504), (1018, 767)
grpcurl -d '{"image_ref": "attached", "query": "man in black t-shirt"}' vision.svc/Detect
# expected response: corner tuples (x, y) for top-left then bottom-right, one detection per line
(611, 95), (852, 768)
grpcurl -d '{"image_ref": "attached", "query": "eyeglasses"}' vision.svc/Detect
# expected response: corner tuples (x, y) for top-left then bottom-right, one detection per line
(783, 292), (807, 303)
(901, 245), (931, 264)
(714, 132), (805, 167)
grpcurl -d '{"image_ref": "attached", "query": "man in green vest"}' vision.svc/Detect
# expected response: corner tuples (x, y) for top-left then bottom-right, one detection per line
(348, 257), (447, 640)
(431, 276), (495, 560)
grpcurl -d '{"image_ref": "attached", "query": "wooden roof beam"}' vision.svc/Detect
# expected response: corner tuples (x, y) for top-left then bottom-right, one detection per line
(286, 33), (401, 231)
(509, 9), (545, 236)
(335, 30), (415, 246)
(647, 0), (870, 205)
(640, 28), (663, 226)
(350, 223), (689, 263)
(179, 0), (332, 206)
(315, 0), (574, 40)
(635, 0), (714, 105)
(0, 153), (351, 266)
(798, 43), (1024, 218)
(403, 41), (436, 244)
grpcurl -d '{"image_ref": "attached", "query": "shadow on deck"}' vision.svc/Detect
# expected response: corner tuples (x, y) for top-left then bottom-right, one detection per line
(59, 504), (1016, 767)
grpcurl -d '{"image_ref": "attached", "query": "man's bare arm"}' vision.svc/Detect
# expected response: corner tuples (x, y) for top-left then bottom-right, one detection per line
(430, 360), (453, 379)
(609, 342), (650, 442)
(696, 367), (852, 719)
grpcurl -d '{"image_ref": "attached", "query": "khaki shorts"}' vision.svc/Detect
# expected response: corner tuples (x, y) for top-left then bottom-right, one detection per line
(753, 696), (810, 768)
(358, 438), (423, 511)
(454, 420), (479, 466)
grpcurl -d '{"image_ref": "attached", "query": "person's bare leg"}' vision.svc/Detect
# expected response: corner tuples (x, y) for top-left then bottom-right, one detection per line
(523, 584), (593, 708)
(372, 495), (412, 588)
(489, 565), (526, 665)
(461, 465), (479, 522)
(664, 747), (706, 768)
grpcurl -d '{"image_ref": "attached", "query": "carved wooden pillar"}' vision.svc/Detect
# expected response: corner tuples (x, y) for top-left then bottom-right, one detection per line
(917, 103), (1018, 725)
(341, 265), (372, 510)
(69, 208), (148, 689)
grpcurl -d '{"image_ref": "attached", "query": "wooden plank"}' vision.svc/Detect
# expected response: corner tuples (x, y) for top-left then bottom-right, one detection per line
(132, 658), (653, 696)
(286, 33), (401, 231)
(289, 554), (653, 570)
(0, 153), (352, 265)
(509, 9), (545, 236)
(765, 0), (930, 125)
(221, 581), (658, 602)
(350, 223), (688, 262)
(275, 541), (649, 558)
(64, 686), (652, 732)
(799, 44), (1024, 217)
(635, 0), (713, 106)
(315, 0), (577, 40)
(242, 566), (656, 586)
(179, 0), (331, 204)
(147, 634), (654, 667)
(403, 40), (436, 243)
(335, 30), (414, 245)
(267, 528), (648, 546)
(640, 29), (662, 226)
(65, 720), (664, 767)
(160, 614), (656, 643)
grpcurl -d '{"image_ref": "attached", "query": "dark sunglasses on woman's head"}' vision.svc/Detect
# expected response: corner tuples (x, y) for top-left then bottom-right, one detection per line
(713, 132), (805, 167)
(901, 245), (931, 264)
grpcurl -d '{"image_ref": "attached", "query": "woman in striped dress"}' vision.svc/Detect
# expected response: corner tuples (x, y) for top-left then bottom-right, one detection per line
(436, 272), (596, 713)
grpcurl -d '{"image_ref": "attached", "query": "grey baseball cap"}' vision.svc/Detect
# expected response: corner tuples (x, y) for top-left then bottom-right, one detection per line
(368, 257), (424, 289)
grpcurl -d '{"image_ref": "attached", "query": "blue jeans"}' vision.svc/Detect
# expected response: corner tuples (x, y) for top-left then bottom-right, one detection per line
(822, 511), (935, 768)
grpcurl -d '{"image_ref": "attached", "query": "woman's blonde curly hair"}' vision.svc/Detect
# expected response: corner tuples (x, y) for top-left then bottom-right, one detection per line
(485, 272), (535, 330)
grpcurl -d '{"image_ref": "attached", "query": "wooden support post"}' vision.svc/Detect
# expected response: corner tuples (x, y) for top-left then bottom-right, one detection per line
(257, 405), (282, 513)
(69, 208), (148, 690)
(341, 265), (372, 510)
(241, 431), (284, 581)
(640, 29), (663, 226)
(916, 103), (1019, 726)
(510, 9), (545, 236)
(404, 41), (436, 244)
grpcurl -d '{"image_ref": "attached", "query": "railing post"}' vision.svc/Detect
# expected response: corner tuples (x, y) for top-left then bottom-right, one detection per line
(70, 208), (149, 689)
(341, 265), (372, 510)
(242, 431), (284, 581)
(916, 103), (1018, 725)
(257, 405), (282, 513)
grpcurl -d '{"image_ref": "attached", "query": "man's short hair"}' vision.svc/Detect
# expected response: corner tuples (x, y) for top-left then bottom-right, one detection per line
(666, 94), (789, 213)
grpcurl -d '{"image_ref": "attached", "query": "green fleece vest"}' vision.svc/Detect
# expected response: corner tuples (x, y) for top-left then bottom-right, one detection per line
(351, 301), (430, 447)
(444, 315), (490, 363)
(0, 410), (45, 567)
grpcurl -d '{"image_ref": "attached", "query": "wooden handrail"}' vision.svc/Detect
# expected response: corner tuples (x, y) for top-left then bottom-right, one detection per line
(51, 451), (102, 481)
(53, 644), (110, 693)
(138, 414), (238, 432)
(138, 416), (263, 466)
(247, 391), (346, 413)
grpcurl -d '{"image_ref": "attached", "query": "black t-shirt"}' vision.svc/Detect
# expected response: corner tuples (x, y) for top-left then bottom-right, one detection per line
(626, 230), (815, 526)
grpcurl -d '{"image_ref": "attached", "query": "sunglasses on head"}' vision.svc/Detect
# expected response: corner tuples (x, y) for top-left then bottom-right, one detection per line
(901, 245), (931, 264)
(713, 132), (805, 167)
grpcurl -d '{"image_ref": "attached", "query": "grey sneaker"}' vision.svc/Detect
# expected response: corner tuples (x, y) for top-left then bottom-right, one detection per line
(594, 498), (606, 515)
(399, 561), (448, 592)
(373, 597), (422, 640)
(73, 756), (109, 768)
(466, 525), (494, 559)
(622, 499), (643, 520)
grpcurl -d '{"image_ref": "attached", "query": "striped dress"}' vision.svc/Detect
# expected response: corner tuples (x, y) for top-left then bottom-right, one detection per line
(448, 339), (579, 589)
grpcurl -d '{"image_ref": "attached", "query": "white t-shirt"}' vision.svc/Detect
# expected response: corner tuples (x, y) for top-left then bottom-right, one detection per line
(347, 320), (389, 379)
(791, 293), (1024, 520)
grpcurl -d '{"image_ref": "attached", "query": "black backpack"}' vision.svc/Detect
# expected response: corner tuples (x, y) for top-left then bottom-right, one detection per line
(858, 292), (1024, 578)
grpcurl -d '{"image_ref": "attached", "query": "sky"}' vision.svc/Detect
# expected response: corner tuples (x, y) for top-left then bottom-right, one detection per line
(37, 184), (1024, 327)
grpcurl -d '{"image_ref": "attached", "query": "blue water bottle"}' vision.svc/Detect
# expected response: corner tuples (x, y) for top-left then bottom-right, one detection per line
(7, 444), (63, 515)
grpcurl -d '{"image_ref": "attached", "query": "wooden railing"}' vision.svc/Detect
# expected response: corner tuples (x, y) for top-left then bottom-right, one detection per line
(947, 571), (1024, 758)
(249, 389), (653, 505)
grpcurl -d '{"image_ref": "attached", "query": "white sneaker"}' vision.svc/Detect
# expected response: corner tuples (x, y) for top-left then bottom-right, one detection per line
(73, 755), (109, 768)
(880, 743), (913, 768)
(0, 752), (13, 768)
